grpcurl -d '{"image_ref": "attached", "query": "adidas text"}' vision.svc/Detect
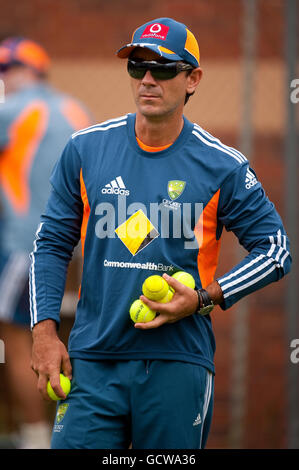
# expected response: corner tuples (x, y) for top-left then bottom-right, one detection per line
(245, 169), (258, 189)
(245, 178), (258, 189)
(193, 413), (202, 426)
(101, 187), (130, 196)
(101, 176), (130, 196)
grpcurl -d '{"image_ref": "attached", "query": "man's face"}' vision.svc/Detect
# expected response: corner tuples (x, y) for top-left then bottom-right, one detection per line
(129, 48), (200, 120)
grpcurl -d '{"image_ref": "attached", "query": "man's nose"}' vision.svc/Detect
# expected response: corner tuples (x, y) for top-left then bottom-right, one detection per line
(141, 69), (157, 84)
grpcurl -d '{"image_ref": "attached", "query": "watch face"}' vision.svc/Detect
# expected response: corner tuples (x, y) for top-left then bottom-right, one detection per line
(199, 305), (214, 316)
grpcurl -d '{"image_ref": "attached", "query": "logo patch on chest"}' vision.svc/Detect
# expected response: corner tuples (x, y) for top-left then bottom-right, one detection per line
(115, 209), (159, 256)
(101, 176), (130, 196)
(167, 180), (186, 201)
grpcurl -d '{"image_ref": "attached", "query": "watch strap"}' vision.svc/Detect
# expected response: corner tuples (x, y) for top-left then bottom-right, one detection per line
(196, 288), (214, 315)
(198, 288), (212, 307)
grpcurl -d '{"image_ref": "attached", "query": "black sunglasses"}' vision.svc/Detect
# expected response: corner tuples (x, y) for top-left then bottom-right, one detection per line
(127, 59), (194, 81)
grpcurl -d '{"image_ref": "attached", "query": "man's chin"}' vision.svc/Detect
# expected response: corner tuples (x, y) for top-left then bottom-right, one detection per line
(138, 105), (165, 119)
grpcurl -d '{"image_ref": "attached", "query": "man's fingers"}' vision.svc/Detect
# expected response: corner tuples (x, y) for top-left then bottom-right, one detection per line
(162, 273), (185, 293)
(134, 313), (168, 330)
(37, 369), (68, 401)
(140, 294), (175, 313)
(37, 373), (52, 401)
(61, 353), (72, 381)
(48, 371), (66, 400)
(30, 360), (39, 377)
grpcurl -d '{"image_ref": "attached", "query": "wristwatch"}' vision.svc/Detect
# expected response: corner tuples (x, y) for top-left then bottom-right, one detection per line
(196, 289), (214, 316)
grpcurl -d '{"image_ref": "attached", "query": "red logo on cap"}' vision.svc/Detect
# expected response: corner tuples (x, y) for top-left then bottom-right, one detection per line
(141, 23), (170, 41)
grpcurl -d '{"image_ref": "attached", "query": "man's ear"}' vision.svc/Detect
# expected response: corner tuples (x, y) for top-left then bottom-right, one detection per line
(186, 67), (203, 95)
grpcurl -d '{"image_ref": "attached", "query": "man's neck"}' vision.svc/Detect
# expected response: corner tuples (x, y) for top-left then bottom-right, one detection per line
(135, 112), (184, 147)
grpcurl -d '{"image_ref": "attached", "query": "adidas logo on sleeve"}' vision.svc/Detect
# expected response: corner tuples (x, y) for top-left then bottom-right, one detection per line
(245, 168), (258, 189)
(101, 176), (130, 196)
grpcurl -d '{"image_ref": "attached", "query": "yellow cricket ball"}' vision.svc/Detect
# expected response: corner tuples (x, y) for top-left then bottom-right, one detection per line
(130, 299), (156, 323)
(142, 275), (169, 301)
(172, 271), (196, 289)
(47, 374), (71, 401)
(159, 289), (174, 303)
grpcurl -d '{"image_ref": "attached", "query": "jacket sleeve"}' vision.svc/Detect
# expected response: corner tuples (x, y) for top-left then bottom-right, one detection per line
(216, 162), (292, 310)
(29, 138), (83, 328)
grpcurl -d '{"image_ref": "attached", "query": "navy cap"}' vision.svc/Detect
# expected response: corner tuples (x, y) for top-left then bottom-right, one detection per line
(117, 17), (200, 67)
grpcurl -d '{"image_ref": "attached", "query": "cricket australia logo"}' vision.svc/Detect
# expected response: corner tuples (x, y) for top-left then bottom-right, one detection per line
(162, 180), (186, 210)
(56, 403), (69, 424)
(53, 403), (69, 433)
(168, 180), (186, 200)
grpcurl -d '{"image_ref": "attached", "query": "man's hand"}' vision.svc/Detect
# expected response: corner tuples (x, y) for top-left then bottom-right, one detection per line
(135, 273), (199, 330)
(31, 319), (72, 401)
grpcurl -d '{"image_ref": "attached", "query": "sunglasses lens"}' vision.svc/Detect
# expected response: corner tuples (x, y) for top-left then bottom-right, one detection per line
(152, 69), (177, 80)
(127, 63), (146, 79)
(127, 61), (179, 80)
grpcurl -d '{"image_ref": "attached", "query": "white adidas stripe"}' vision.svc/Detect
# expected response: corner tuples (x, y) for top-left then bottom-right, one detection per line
(105, 176), (126, 189)
(245, 169), (256, 182)
(277, 229), (281, 247)
(221, 257), (274, 292)
(72, 114), (128, 136)
(116, 176), (125, 189)
(267, 236), (276, 258)
(192, 130), (244, 164)
(71, 115), (128, 139)
(219, 228), (290, 297)
(218, 254), (265, 285)
(276, 245), (285, 262)
(72, 120), (127, 138)
(72, 115), (128, 139)
(29, 261), (35, 329)
(223, 264), (277, 298)
(199, 371), (213, 448)
(267, 230), (289, 264)
(276, 232), (287, 262)
(30, 222), (44, 328)
(280, 250), (289, 267)
(193, 124), (247, 163)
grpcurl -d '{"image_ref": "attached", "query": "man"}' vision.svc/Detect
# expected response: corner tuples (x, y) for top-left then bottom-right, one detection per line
(0, 37), (92, 448)
(30, 18), (291, 449)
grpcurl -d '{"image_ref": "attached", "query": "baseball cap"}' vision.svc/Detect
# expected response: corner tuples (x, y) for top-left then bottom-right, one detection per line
(117, 17), (200, 68)
(0, 37), (50, 74)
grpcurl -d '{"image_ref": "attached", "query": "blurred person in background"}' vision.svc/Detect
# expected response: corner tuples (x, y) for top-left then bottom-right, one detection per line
(0, 37), (93, 448)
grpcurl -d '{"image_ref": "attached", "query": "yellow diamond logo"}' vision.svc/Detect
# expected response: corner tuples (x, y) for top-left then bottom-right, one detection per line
(115, 209), (159, 256)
